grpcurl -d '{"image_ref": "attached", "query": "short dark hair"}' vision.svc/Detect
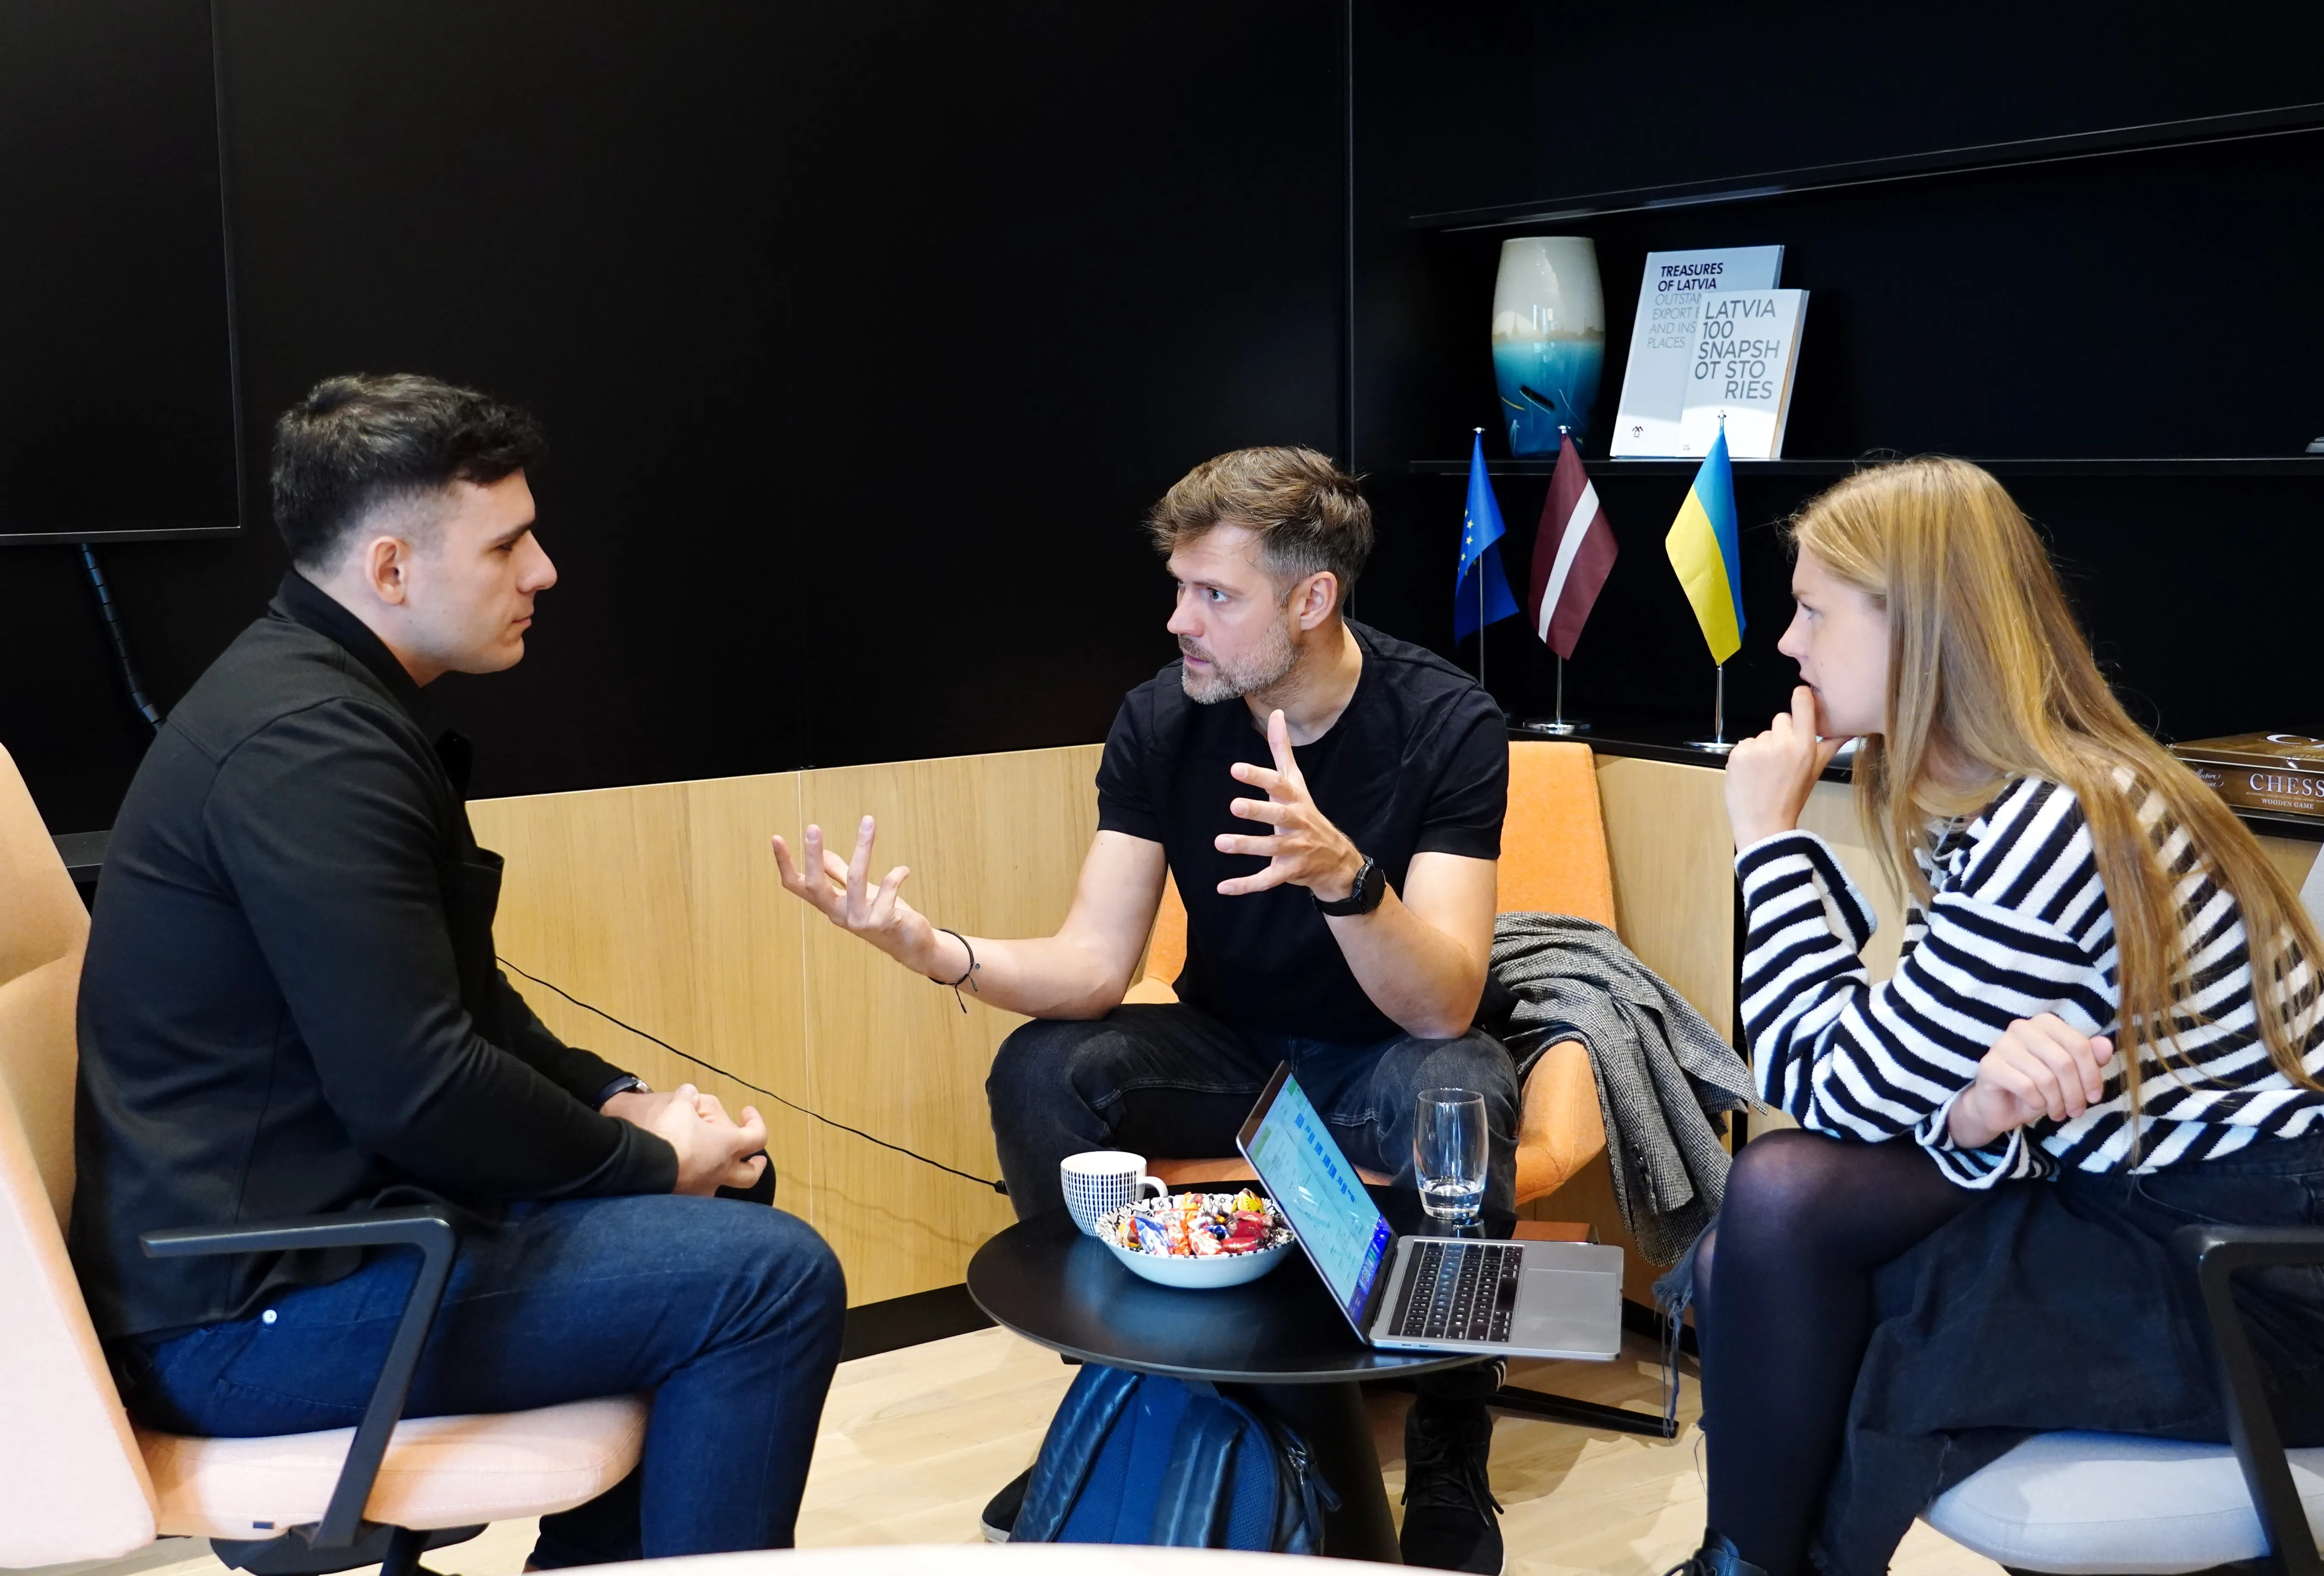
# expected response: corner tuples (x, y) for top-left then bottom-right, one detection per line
(1146, 446), (1373, 602)
(270, 374), (545, 569)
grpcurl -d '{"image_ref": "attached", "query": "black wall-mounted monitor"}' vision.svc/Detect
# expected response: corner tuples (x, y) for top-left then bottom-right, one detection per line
(0, 0), (241, 545)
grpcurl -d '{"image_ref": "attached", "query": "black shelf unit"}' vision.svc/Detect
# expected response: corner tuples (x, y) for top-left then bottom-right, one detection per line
(1411, 456), (2324, 479)
(1395, 101), (2324, 488)
(1409, 100), (2324, 233)
(1364, 29), (2324, 757)
(1555, 732), (2324, 846)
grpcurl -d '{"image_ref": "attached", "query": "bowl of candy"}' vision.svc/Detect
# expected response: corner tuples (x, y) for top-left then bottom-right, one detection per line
(1094, 1189), (1296, 1289)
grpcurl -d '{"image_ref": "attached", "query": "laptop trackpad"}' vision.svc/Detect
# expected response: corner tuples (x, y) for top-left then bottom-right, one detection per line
(1510, 1266), (1623, 1357)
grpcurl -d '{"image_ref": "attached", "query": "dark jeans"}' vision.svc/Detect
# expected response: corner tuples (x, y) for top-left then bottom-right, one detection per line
(986, 1001), (1521, 1224)
(1692, 1128), (2324, 1576)
(123, 1194), (846, 1564)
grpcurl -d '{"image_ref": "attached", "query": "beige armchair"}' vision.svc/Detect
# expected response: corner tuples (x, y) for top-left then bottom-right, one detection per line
(0, 742), (644, 1576)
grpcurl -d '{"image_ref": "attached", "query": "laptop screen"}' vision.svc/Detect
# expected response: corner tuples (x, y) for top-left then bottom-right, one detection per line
(1239, 1067), (1395, 1327)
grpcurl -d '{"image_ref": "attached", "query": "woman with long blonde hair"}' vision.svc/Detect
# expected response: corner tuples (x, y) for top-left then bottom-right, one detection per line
(1669, 458), (2324, 1576)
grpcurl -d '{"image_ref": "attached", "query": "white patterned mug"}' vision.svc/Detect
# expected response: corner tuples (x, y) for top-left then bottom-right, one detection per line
(1060, 1150), (1166, 1236)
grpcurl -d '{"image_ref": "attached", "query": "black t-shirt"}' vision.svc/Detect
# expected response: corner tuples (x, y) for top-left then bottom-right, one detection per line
(1096, 619), (1508, 1043)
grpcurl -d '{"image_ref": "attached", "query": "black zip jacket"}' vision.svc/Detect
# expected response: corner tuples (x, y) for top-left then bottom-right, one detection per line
(69, 573), (676, 1342)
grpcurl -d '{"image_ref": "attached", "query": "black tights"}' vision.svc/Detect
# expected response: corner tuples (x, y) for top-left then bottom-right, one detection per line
(1693, 1130), (1976, 1576)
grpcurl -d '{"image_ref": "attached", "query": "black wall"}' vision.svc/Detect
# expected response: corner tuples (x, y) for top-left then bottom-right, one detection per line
(1352, 1), (2324, 744)
(12, 2), (2323, 835)
(0, 2), (239, 546)
(0, 0), (1342, 833)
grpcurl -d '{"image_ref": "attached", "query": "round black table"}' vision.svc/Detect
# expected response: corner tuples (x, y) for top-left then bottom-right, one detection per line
(966, 1189), (1499, 1562)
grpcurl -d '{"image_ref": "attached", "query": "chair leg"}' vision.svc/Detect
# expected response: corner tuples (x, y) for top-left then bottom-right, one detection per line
(1369, 1376), (1674, 1438)
(211, 1522), (484, 1576)
(1484, 1383), (1673, 1438)
(376, 1527), (427, 1576)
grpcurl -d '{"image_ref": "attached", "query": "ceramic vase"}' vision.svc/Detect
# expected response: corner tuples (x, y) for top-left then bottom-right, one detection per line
(1491, 236), (1605, 454)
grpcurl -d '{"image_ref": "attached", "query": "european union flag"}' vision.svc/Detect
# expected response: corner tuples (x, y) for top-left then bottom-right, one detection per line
(1455, 431), (1521, 644)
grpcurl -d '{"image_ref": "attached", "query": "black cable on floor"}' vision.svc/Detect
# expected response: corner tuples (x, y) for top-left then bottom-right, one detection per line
(498, 955), (1008, 1194)
(79, 544), (162, 730)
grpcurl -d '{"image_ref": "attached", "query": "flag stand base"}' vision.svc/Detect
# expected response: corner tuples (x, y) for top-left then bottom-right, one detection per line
(1520, 656), (1588, 735)
(1686, 663), (1733, 753)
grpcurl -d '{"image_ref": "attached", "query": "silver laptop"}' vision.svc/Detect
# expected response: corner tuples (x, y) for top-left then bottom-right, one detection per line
(1235, 1062), (1624, 1361)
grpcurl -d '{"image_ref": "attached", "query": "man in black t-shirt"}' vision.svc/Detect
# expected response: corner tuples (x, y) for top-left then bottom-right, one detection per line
(776, 447), (1516, 1572)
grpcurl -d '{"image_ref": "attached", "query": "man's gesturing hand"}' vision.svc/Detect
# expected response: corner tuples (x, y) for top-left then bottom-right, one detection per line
(610, 1082), (770, 1196)
(1215, 709), (1365, 902)
(771, 816), (944, 974)
(1946, 1014), (2116, 1151)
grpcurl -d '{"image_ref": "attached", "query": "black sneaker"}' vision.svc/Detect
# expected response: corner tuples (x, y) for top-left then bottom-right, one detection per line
(979, 1466), (1032, 1543)
(1400, 1401), (1503, 1573)
(1664, 1529), (1768, 1576)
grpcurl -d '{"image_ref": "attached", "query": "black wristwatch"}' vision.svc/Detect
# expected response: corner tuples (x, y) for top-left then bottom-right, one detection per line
(1314, 854), (1386, 917)
(594, 1074), (651, 1110)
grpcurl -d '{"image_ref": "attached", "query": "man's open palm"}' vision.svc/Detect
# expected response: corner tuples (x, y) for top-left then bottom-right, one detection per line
(1215, 709), (1363, 902)
(772, 816), (940, 971)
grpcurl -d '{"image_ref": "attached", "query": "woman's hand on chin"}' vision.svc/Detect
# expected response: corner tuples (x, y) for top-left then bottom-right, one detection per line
(1724, 685), (1845, 849)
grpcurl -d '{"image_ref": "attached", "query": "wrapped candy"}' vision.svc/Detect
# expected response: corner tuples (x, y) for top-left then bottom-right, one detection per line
(1221, 1211), (1272, 1255)
(1104, 1191), (1294, 1260)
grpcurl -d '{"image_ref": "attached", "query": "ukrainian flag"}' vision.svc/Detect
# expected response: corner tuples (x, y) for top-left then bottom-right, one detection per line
(1663, 427), (1743, 664)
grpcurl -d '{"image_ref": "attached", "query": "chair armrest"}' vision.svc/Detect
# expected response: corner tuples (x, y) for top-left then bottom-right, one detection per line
(2175, 1223), (2324, 1576)
(1514, 1039), (1607, 1204)
(142, 1205), (458, 1551)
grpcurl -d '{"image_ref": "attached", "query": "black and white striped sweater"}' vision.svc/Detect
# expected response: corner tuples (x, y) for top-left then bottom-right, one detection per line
(1737, 773), (2324, 1186)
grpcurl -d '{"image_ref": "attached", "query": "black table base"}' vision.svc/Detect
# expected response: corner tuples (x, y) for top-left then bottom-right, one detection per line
(1373, 1374), (1674, 1439)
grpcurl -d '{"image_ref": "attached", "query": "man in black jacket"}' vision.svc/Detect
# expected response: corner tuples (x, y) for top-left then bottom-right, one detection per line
(70, 375), (844, 1563)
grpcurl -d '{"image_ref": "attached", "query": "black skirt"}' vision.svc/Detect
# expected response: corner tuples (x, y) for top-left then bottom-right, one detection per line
(1792, 1131), (2324, 1576)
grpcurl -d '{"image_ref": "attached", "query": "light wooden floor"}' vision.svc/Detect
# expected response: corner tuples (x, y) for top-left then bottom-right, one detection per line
(26, 1327), (2003, 1576)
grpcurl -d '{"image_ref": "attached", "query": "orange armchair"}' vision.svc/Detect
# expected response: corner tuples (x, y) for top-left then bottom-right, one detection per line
(1136, 740), (1613, 1208)
(1130, 743), (1664, 1435)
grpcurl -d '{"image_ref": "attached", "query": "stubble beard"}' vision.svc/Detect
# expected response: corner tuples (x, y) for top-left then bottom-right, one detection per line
(1179, 615), (1297, 705)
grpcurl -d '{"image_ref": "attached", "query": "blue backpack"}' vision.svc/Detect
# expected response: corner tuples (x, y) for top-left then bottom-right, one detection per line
(1013, 1365), (1341, 1551)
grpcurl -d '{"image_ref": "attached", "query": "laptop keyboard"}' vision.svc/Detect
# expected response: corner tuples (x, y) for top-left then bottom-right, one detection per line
(1389, 1241), (1524, 1342)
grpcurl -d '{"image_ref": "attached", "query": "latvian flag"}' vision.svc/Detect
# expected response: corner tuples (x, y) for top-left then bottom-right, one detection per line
(1526, 434), (1618, 659)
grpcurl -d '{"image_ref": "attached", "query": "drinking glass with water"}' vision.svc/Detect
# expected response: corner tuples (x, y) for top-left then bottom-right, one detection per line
(1413, 1088), (1488, 1227)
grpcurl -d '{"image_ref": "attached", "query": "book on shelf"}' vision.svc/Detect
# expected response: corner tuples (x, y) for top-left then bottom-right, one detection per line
(1608, 246), (1784, 458)
(1674, 287), (1809, 460)
(2171, 732), (2324, 819)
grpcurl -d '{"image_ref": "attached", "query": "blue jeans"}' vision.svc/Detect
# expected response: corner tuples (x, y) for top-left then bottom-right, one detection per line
(986, 1002), (1519, 1224)
(123, 1195), (846, 1563)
